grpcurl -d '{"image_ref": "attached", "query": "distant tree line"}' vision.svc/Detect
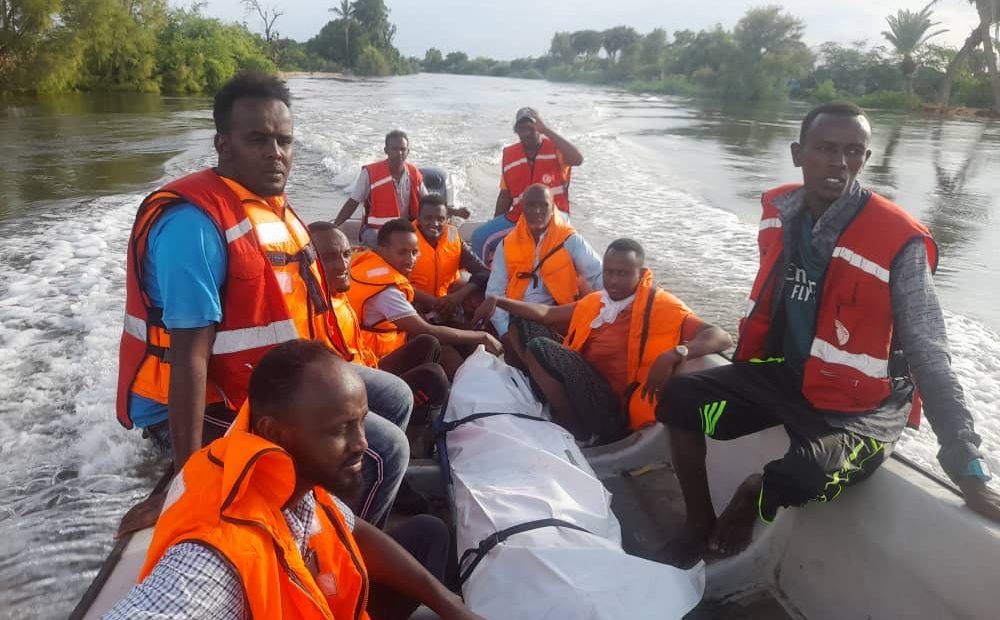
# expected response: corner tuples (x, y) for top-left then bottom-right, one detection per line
(0, 0), (416, 93)
(422, 3), (1000, 112)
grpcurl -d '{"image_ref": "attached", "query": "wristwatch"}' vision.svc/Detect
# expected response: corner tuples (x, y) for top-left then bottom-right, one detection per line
(674, 344), (689, 358)
(963, 458), (992, 482)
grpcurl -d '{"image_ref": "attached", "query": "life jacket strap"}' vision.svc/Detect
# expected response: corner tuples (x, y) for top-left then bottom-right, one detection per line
(515, 239), (568, 288)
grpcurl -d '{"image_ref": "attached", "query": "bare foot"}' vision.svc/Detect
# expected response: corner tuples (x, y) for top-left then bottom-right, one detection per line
(708, 474), (762, 556)
(655, 518), (715, 569)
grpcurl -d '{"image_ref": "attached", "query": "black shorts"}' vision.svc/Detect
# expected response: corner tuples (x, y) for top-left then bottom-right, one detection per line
(657, 360), (894, 521)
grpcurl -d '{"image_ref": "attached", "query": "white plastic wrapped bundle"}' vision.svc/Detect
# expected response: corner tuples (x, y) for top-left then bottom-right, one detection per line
(441, 349), (704, 620)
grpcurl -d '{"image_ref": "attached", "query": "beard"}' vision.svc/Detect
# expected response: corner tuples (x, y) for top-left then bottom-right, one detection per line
(318, 460), (365, 501)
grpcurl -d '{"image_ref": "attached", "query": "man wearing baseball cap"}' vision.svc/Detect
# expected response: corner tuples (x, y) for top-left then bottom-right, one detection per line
(471, 107), (583, 263)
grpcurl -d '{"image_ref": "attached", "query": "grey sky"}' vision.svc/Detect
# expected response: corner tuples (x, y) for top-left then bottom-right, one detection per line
(199, 0), (981, 60)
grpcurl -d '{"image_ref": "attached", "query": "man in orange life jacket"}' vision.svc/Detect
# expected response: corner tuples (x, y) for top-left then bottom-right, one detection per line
(115, 73), (412, 534)
(474, 184), (603, 368)
(105, 340), (485, 620)
(475, 238), (731, 444)
(348, 219), (503, 377)
(411, 194), (491, 325)
(308, 221), (449, 429)
(471, 107), (583, 263)
(655, 102), (1000, 568)
(333, 130), (470, 247)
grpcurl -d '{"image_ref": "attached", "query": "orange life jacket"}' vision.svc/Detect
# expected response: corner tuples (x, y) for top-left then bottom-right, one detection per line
(327, 292), (379, 368)
(140, 403), (370, 620)
(410, 224), (462, 297)
(362, 159), (423, 230)
(564, 270), (692, 430)
(735, 184), (937, 427)
(502, 135), (570, 222)
(503, 213), (580, 305)
(345, 250), (415, 359)
(116, 169), (345, 428)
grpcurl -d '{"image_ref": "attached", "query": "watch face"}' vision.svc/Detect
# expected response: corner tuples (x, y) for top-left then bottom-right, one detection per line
(675, 344), (689, 357)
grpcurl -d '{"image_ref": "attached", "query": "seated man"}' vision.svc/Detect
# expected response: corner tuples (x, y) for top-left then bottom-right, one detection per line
(104, 340), (484, 620)
(477, 238), (731, 443)
(656, 102), (1000, 569)
(332, 130), (469, 247)
(471, 107), (583, 263)
(410, 194), (491, 325)
(474, 184), (602, 367)
(309, 221), (449, 428)
(348, 218), (502, 376)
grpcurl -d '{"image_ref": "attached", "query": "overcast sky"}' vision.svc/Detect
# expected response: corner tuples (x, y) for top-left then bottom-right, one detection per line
(197, 0), (982, 60)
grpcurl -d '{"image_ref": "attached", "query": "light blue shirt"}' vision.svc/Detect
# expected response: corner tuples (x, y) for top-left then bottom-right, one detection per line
(486, 230), (604, 335)
(128, 203), (227, 428)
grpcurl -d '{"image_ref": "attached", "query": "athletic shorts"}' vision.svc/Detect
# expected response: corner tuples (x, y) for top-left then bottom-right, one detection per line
(657, 360), (894, 521)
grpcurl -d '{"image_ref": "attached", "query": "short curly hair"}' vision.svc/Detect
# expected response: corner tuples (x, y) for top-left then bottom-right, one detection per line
(213, 71), (291, 134)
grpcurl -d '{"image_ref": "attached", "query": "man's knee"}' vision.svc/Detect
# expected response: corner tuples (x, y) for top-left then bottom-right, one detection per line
(655, 373), (705, 431)
(365, 416), (410, 475)
(360, 366), (413, 428)
(408, 333), (441, 359)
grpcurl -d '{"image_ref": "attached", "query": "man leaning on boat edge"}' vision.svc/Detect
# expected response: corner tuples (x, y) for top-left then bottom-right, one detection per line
(654, 101), (1000, 568)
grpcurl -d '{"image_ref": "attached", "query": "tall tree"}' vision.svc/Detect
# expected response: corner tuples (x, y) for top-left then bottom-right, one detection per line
(722, 6), (813, 101)
(0, 0), (61, 87)
(927, 0), (1000, 108)
(242, 0), (283, 64)
(549, 31), (575, 65)
(881, 5), (947, 97)
(639, 27), (668, 67)
(329, 0), (353, 68)
(602, 25), (640, 65)
(570, 29), (602, 67)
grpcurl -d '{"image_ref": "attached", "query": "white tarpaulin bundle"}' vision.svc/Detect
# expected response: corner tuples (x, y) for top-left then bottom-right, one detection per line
(441, 349), (704, 620)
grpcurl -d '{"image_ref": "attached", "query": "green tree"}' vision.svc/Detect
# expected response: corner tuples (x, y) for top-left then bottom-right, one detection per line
(549, 31), (576, 65)
(156, 6), (273, 93)
(602, 25), (640, 65)
(329, 0), (354, 68)
(881, 5), (947, 97)
(639, 27), (667, 67)
(570, 29), (602, 67)
(721, 6), (813, 101)
(423, 47), (443, 72)
(355, 43), (389, 76)
(0, 0), (61, 88)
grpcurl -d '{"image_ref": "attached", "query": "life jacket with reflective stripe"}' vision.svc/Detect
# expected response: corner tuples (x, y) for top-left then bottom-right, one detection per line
(502, 136), (570, 222)
(140, 403), (370, 620)
(327, 293), (379, 368)
(565, 270), (691, 430)
(345, 250), (416, 359)
(116, 169), (344, 428)
(503, 213), (580, 305)
(735, 184), (937, 427)
(363, 160), (423, 229)
(411, 224), (462, 297)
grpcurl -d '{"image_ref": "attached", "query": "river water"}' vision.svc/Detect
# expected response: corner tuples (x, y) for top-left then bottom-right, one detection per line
(1, 74), (998, 618)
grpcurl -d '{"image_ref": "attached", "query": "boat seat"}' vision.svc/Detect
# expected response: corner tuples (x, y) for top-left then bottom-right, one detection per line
(582, 353), (731, 479)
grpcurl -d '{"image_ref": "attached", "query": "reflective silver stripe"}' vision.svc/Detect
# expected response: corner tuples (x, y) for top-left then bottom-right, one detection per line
(274, 271), (293, 293)
(745, 297), (756, 318)
(225, 218), (252, 243)
(831, 246), (890, 283)
(370, 175), (394, 190)
(366, 215), (395, 227)
(212, 319), (299, 355)
(810, 338), (888, 378)
(255, 221), (292, 245)
(759, 218), (782, 231)
(535, 154), (558, 160)
(503, 157), (528, 173)
(365, 266), (391, 278)
(124, 313), (147, 342)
